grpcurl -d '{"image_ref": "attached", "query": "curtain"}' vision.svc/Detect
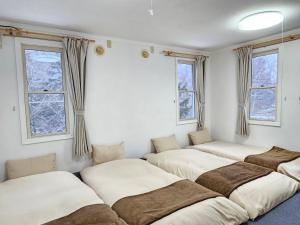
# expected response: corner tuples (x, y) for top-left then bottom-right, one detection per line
(236, 47), (252, 136)
(63, 38), (90, 157)
(195, 56), (207, 130)
(0, 34), (2, 49)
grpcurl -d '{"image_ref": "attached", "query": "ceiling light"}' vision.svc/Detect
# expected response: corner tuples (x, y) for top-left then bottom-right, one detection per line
(239, 11), (283, 30)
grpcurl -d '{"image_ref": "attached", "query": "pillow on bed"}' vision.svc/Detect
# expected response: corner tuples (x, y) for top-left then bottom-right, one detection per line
(6, 153), (56, 180)
(92, 143), (125, 165)
(188, 128), (212, 145)
(151, 135), (181, 153)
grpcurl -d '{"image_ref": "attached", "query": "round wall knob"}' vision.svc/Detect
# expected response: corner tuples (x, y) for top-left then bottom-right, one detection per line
(141, 50), (150, 58)
(95, 45), (105, 56)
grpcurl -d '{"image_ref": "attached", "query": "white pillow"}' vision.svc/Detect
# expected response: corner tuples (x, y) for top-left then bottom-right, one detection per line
(151, 135), (181, 153)
(92, 143), (125, 165)
(188, 128), (212, 145)
(6, 153), (56, 180)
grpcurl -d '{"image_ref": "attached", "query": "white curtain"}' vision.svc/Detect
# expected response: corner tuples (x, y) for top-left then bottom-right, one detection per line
(63, 38), (90, 157)
(236, 47), (252, 136)
(195, 56), (207, 130)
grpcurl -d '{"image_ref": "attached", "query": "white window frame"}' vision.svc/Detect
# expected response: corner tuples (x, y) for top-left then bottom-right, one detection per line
(176, 58), (198, 125)
(15, 38), (73, 144)
(248, 45), (282, 127)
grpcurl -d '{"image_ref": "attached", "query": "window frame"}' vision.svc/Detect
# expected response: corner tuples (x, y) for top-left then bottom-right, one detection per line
(175, 58), (198, 125)
(248, 45), (282, 127)
(15, 38), (73, 144)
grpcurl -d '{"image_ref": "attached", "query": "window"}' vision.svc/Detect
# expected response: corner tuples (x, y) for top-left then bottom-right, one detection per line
(15, 38), (72, 144)
(249, 48), (281, 126)
(176, 59), (197, 124)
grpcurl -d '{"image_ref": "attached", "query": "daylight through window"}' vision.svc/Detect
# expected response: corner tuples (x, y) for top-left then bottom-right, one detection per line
(22, 45), (69, 138)
(177, 59), (196, 123)
(249, 49), (280, 125)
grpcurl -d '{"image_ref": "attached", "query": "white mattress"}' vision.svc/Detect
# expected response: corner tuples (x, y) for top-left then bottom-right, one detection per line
(0, 171), (102, 225)
(81, 159), (249, 225)
(146, 149), (300, 219)
(192, 141), (300, 181)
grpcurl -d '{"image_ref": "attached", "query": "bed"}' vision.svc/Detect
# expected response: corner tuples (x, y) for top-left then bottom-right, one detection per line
(247, 191), (300, 225)
(81, 158), (249, 225)
(0, 171), (125, 225)
(191, 141), (300, 181)
(145, 149), (299, 219)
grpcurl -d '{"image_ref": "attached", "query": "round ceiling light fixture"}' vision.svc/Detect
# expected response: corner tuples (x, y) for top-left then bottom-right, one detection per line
(239, 11), (284, 30)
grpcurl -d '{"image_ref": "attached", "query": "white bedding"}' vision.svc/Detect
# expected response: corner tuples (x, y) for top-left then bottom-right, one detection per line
(0, 171), (102, 225)
(146, 150), (300, 219)
(192, 141), (300, 181)
(81, 159), (249, 225)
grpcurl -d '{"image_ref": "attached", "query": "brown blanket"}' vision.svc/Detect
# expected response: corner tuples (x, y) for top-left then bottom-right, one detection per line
(43, 204), (127, 225)
(245, 146), (300, 171)
(112, 179), (221, 225)
(195, 162), (273, 198)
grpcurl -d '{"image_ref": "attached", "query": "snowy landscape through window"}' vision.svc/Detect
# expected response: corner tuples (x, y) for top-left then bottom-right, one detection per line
(23, 46), (68, 137)
(177, 59), (196, 122)
(249, 49), (279, 124)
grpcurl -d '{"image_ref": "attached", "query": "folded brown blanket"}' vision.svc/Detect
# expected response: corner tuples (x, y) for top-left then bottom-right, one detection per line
(195, 162), (273, 198)
(112, 179), (221, 225)
(245, 146), (300, 171)
(43, 204), (127, 225)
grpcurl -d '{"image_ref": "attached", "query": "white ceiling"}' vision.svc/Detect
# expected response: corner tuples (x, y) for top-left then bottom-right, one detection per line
(0, 0), (300, 50)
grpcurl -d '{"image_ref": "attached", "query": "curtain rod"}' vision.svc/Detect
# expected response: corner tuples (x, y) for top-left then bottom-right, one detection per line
(234, 33), (300, 51)
(162, 50), (209, 59)
(0, 26), (95, 43)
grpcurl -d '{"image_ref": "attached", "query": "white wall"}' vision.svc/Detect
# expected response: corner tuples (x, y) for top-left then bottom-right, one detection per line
(208, 39), (300, 151)
(85, 40), (200, 157)
(85, 38), (209, 157)
(0, 24), (208, 181)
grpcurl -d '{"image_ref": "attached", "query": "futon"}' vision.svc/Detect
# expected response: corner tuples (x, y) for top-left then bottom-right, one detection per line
(0, 171), (125, 225)
(146, 149), (299, 219)
(81, 159), (249, 225)
(191, 141), (300, 181)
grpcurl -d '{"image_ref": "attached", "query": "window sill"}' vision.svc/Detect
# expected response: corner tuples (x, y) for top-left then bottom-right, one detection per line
(177, 119), (198, 125)
(248, 120), (281, 127)
(22, 133), (73, 145)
